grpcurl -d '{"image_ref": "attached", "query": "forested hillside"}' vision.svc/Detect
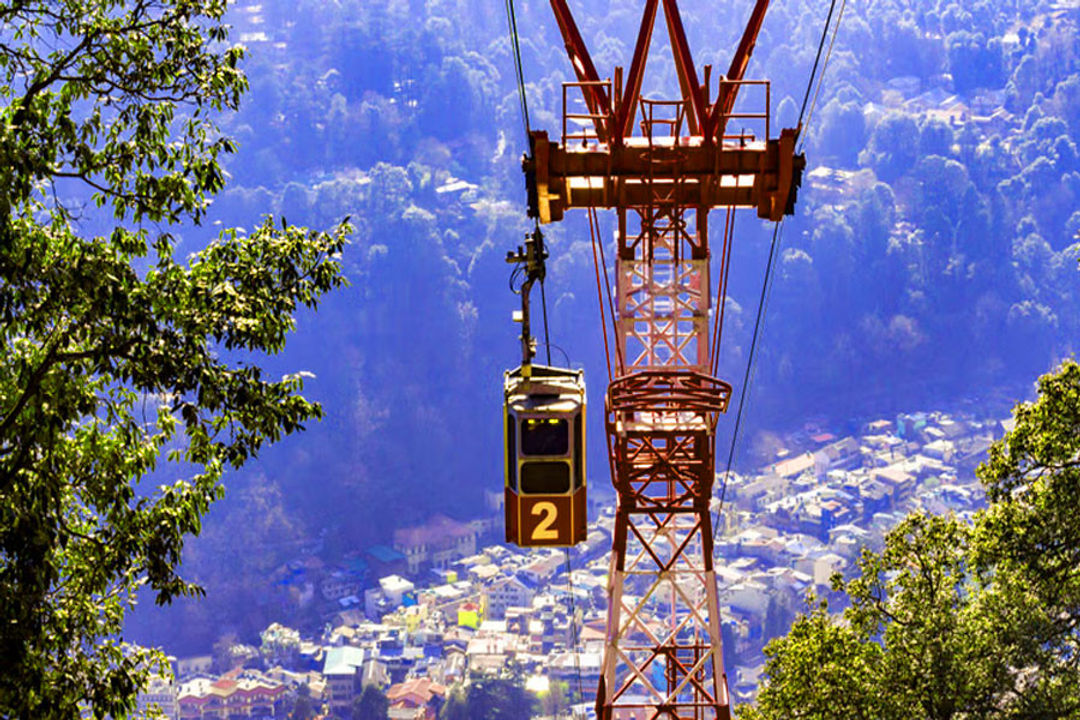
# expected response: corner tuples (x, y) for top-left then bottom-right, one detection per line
(128, 0), (1080, 653)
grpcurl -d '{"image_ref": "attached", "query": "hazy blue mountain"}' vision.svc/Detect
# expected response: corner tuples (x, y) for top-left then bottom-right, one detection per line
(125, 0), (1080, 653)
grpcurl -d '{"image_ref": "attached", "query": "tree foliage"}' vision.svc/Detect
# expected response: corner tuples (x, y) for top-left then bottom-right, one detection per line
(741, 360), (1080, 719)
(538, 679), (571, 718)
(439, 675), (533, 720)
(0, 1), (349, 717)
(351, 684), (389, 720)
(291, 691), (315, 720)
(974, 359), (1080, 716)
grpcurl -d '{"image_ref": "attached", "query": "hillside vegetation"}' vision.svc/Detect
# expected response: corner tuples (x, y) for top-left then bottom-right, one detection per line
(128, 0), (1080, 652)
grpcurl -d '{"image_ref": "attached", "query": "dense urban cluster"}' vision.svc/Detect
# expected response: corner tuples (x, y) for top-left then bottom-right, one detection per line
(137, 409), (1002, 719)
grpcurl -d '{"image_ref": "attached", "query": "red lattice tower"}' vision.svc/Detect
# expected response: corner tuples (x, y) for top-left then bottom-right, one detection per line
(525, 2), (804, 718)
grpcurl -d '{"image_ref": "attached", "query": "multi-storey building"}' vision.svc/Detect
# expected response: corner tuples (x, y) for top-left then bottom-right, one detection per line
(322, 646), (367, 716)
(392, 515), (477, 575)
(177, 674), (286, 719)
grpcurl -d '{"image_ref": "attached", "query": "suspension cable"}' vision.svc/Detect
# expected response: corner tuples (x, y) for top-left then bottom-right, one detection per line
(563, 550), (585, 709)
(797, 0), (841, 132)
(712, 0), (845, 538)
(589, 212), (614, 382)
(540, 278), (553, 365)
(591, 208), (624, 374)
(710, 206), (735, 377)
(799, 0), (847, 153)
(713, 219), (785, 540)
(505, 0), (531, 137)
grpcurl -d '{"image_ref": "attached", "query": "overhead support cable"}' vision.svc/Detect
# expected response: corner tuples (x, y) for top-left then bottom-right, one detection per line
(589, 210), (614, 382)
(797, 0), (847, 147)
(710, 206), (735, 377)
(800, 0), (847, 151)
(713, 0), (847, 536)
(563, 550), (585, 709)
(505, 0), (531, 137)
(714, 220), (784, 538)
(540, 277), (552, 365)
(590, 207), (623, 375)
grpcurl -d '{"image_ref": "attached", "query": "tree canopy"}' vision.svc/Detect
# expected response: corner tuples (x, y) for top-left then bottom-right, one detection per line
(0, 1), (348, 717)
(351, 684), (390, 720)
(740, 359), (1080, 720)
(439, 675), (534, 720)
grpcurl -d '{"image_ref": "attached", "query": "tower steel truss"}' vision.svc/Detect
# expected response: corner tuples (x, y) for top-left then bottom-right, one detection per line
(524, 2), (804, 718)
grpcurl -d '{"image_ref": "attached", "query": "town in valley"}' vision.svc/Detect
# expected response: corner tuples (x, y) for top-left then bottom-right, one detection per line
(147, 407), (1001, 719)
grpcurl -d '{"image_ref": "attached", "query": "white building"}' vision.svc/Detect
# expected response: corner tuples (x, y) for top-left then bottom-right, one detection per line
(136, 675), (178, 720)
(486, 576), (537, 620)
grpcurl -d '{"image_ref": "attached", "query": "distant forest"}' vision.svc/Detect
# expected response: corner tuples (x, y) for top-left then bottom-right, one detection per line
(126, 0), (1080, 653)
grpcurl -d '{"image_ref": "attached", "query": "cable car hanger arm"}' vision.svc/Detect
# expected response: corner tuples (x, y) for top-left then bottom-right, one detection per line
(506, 228), (548, 369)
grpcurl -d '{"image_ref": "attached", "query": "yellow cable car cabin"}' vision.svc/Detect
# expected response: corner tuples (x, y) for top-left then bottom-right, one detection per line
(504, 364), (586, 547)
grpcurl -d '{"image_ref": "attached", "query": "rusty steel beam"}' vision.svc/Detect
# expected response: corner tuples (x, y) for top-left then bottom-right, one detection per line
(662, 0), (708, 136)
(615, 0), (660, 140)
(549, 0), (612, 143)
(528, 128), (803, 223)
(708, 0), (771, 140)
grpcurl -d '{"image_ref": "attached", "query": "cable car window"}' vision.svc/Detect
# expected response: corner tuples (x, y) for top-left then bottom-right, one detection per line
(573, 415), (583, 490)
(521, 417), (569, 456)
(521, 461), (570, 494)
(506, 413), (517, 492)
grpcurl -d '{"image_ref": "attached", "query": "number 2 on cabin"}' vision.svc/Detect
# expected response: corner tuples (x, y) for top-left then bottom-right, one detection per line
(530, 501), (559, 541)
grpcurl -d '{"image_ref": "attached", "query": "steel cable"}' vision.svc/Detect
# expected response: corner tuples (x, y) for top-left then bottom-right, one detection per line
(712, 0), (847, 540)
(505, 0), (531, 137)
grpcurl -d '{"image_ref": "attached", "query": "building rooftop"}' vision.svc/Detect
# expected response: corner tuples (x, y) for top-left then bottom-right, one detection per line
(368, 545), (406, 563)
(323, 646), (366, 677)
